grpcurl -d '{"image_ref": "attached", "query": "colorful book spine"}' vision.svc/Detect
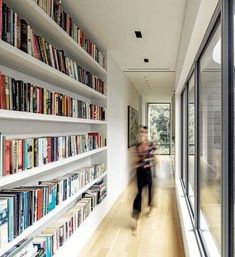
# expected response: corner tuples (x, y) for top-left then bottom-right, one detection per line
(1, 4), (106, 95)
(0, 198), (8, 248)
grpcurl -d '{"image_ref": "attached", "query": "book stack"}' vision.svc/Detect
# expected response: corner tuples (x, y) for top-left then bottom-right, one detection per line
(0, 164), (106, 248)
(83, 179), (107, 207)
(32, 179), (106, 256)
(1, 3), (106, 95)
(32, 0), (105, 68)
(2, 133), (106, 176)
(0, 72), (106, 120)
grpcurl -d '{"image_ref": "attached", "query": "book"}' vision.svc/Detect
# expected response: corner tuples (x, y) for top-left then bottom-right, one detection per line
(0, 0), (2, 40)
(20, 19), (28, 53)
(0, 198), (8, 247)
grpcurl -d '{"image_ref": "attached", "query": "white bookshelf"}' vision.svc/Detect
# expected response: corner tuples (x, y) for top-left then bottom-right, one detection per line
(0, 40), (107, 101)
(54, 198), (108, 257)
(0, 110), (107, 125)
(5, 0), (107, 77)
(0, 171), (107, 257)
(0, 147), (107, 189)
(0, 0), (108, 255)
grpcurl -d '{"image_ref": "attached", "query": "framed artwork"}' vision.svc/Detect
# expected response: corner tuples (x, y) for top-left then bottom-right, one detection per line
(128, 106), (139, 148)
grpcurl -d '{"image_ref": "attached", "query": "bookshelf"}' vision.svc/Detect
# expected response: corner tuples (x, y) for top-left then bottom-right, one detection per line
(53, 199), (108, 257)
(0, 0), (108, 256)
(0, 40), (107, 101)
(5, 0), (107, 77)
(0, 171), (107, 256)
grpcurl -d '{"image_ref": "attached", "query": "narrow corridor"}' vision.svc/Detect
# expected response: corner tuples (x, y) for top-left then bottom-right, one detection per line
(80, 156), (185, 257)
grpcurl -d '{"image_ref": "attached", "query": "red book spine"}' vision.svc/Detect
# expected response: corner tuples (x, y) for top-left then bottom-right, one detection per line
(0, 73), (3, 109)
(4, 139), (11, 176)
(33, 35), (40, 60)
(47, 137), (52, 163)
(39, 87), (43, 113)
(0, 0), (2, 39)
(0, 74), (6, 109)
(37, 188), (43, 220)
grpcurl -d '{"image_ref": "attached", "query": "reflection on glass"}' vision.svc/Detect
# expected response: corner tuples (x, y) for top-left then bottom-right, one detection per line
(199, 25), (221, 252)
(148, 103), (171, 155)
(188, 74), (195, 207)
(182, 90), (187, 187)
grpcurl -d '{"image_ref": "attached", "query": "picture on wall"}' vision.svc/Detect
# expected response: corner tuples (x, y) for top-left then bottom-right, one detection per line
(128, 106), (139, 148)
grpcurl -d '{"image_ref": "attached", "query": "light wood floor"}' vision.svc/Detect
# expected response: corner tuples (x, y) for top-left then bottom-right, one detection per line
(80, 156), (185, 257)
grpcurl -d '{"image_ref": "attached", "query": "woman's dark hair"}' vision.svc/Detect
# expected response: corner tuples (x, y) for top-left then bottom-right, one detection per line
(140, 125), (148, 130)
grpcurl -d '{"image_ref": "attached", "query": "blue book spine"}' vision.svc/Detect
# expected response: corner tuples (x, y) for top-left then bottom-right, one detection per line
(69, 177), (72, 197)
(8, 197), (14, 241)
(23, 192), (27, 230)
(46, 236), (52, 257)
(19, 192), (23, 233)
(51, 185), (57, 211)
(43, 188), (46, 216)
(24, 140), (28, 170)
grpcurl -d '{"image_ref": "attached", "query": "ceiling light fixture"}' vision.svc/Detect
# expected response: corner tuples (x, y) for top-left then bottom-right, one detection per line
(135, 31), (142, 38)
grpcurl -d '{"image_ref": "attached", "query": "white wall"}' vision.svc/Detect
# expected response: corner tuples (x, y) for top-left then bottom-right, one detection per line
(106, 52), (140, 206)
(175, 0), (219, 94)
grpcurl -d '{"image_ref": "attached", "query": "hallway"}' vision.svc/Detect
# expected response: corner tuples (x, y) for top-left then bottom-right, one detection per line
(80, 156), (185, 257)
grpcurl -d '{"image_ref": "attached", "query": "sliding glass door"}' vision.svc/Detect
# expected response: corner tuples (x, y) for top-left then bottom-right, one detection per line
(198, 23), (222, 252)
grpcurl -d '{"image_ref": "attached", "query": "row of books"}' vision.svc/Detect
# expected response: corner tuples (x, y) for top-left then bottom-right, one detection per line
(2, 238), (39, 257)
(0, 164), (106, 248)
(33, 179), (106, 257)
(1, 3), (106, 95)
(33, 0), (105, 68)
(0, 72), (106, 120)
(1, 179), (106, 256)
(2, 133), (106, 176)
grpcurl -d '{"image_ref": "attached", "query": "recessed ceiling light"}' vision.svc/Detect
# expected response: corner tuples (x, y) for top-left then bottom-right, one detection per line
(135, 31), (142, 38)
(144, 58), (149, 63)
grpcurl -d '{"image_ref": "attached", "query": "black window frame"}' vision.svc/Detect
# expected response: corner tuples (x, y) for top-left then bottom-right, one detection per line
(179, 0), (235, 256)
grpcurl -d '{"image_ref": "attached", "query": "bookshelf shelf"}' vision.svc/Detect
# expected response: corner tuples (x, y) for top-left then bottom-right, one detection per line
(0, 40), (107, 101)
(0, 147), (107, 189)
(5, 0), (107, 77)
(0, 171), (107, 257)
(53, 198), (108, 257)
(0, 110), (107, 125)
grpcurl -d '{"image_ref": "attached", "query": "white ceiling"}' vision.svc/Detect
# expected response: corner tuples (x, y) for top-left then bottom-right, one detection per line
(64, 0), (187, 101)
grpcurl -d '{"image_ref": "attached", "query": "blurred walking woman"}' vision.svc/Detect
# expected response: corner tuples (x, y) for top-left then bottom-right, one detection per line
(132, 126), (156, 235)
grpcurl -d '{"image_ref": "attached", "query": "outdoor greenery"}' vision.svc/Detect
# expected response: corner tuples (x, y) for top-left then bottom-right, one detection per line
(188, 103), (195, 155)
(149, 104), (170, 154)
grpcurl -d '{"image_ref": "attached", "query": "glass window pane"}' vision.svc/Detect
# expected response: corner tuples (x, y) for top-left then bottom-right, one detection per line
(188, 74), (195, 208)
(182, 90), (187, 187)
(148, 103), (171, 155)
(199, 24), (221, 252)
